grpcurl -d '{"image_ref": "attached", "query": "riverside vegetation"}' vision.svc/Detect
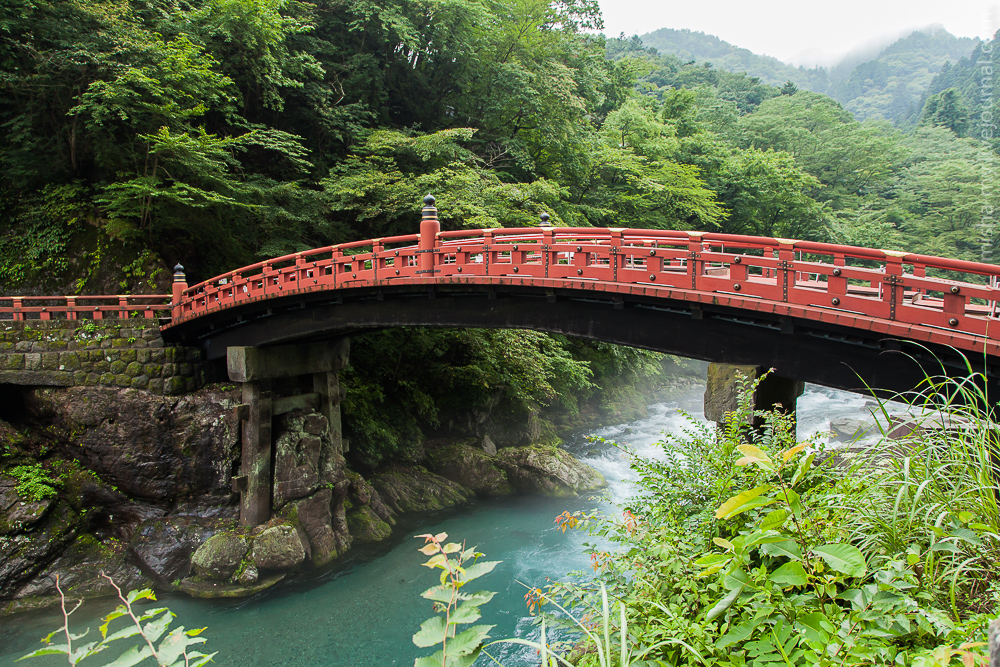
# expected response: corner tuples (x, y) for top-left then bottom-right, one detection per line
(23, 370), (999, 666)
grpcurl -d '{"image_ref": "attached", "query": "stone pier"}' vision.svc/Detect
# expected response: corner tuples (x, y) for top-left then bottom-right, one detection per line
(704, 363), (805, 433)
(227, 338), (349, 527)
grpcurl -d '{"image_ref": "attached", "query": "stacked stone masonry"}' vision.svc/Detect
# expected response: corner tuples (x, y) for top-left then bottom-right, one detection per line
(0, 321), (201, 395)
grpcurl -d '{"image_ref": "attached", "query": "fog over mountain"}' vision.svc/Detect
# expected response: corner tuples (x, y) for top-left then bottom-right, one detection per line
(638, 26), (980, 125)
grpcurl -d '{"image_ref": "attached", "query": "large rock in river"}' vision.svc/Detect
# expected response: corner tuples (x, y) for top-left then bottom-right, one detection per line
(427, 443), (513, 497)
(370, 466), (472, 514)
(191, 532), (248, 581)
(495, 445), (606, 496)
(251, 525), (305, 570)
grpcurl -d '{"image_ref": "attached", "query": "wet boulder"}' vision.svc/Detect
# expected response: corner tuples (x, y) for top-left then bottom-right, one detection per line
(495, 445), (606, 497)
(426, 444), (513, 497)
(190, 532), (248, 580)
(251, 525), (305, 571)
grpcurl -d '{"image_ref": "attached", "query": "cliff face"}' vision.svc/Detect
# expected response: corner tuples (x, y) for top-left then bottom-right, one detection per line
(0, 384), (241, 612)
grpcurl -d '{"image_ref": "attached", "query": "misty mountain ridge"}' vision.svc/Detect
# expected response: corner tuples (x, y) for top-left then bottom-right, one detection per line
(638, 26), (979, 125)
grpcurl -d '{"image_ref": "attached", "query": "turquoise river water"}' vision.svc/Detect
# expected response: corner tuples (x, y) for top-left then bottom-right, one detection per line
(0, 384), (878, 666)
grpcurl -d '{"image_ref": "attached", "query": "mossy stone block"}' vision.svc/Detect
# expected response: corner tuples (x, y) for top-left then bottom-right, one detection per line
(109, 360), (126, 375)
(164, 377), (186, 396)
(59, 352), (81, 371)
(41, 352), (60, 370)
(120, 349), (137, 363)
(1, 355), (24, 370)
(144, 363), (162, 378)
(73, 371), (88, 385)
(131, 376), (149, 390)
(99, 373), (115, 385)
(148, 378), (163, 395)
(125, 361), (143, 376)
(137, 349), (151, 364)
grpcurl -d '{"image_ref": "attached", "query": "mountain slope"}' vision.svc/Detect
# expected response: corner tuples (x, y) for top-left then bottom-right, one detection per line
(637, 26), (978, 125)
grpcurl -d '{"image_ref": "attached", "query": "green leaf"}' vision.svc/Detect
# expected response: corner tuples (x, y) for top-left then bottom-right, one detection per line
(795, 612), (834, 644)
(838, 588), (867, 610)
(101, 644), (154, 667)
(457, 590), (496, 605)
(457, 561), (499, 584)
(722, 568), (750, 591)
(156, 628), (205, 665)
(413, 616), (449, 648)
(715, 485), (774, 520)
(716, 621), (756, 649)
(694, 554), (731, 567)
(759, 509), (790, 531)
(706, 585), (743, 621)
(140, 610), (173, 643)
(421, 585), (455, 603)
(769, 561), (808, 588)
(448, 604), (481, 625)
(790, 454), (814, 488)
(99, 610), (128, 639)
(415, 650), (446, 667)
(17, 647), (71, 661)
(812, 544), (866, 577)
(760, 540), (802, 561)
(445, 625), (494, 657)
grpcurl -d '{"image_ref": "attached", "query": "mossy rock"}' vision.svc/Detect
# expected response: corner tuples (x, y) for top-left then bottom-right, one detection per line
(370, 467), (472, 514)
(426, 444), (513, 497)
(346, 506), (392, 543)
(494, 445), (606, 497)
(190, 532), (249, 581)
(179, 573), (286, 599)
(251, 524), (305, 570)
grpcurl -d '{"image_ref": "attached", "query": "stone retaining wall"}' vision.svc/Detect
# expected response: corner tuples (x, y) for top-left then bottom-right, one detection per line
(0, 320), (201, 395)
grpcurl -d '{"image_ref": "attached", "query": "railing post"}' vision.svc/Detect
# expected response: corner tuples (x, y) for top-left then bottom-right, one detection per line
(419, 194), (439, 276)
(12, 297), (22, 321)
(777, 240), (795, 302)
(66, 297), (76, 321)
(687, 232), (704, 289)
(172, 263), (187, 321)
(541, 214), (553, 278)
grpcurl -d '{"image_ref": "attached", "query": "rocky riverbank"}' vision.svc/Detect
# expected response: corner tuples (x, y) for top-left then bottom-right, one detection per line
(0, 382), (610, 613)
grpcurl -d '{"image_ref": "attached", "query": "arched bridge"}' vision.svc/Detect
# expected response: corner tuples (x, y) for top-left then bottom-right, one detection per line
(4, 198), (1000, 398)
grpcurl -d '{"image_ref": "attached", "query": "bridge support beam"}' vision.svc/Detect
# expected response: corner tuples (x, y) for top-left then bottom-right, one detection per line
(228, 338), (350, 526)
(238, 379), (272, 527)
(704, 363), (805, 435)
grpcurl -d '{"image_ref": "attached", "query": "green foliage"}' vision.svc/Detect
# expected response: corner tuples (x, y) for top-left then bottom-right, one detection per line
(20, 576), (215, 667)
(341, 329), (596, 469)
(412, 531), (499, 667)
(8, 464), (61, 502)
(541, 371), (994, 666)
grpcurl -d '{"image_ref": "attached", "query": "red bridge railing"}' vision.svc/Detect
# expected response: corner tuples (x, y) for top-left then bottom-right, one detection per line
(0, 295), (172, 322)
(4, 199), (1000, 357)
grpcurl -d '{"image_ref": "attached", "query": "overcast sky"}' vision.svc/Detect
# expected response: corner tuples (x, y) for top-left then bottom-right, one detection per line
(598, 0), (1000, 66)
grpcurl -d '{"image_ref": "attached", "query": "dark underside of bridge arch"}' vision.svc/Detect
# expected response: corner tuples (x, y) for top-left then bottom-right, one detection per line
(164, 283), (1000, 399)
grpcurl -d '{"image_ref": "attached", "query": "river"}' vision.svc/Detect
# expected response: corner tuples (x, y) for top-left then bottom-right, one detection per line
(0, 383), (880, 666)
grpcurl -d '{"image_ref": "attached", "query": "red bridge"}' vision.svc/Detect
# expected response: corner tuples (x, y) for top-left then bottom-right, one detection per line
(3, 197), (1000, 398)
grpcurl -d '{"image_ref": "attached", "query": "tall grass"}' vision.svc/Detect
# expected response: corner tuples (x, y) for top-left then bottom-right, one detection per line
(846, 356), (1000, 618)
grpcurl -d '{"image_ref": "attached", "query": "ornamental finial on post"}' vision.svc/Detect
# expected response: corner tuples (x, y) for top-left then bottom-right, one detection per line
(539, 212), (551, 227)
(171, 263), (188, 319)
(418, 194), (440, 275)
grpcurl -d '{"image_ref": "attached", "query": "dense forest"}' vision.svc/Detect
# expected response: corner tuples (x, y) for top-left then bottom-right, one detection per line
(638, 26), (980, 127)
(1, 0), (998, 462)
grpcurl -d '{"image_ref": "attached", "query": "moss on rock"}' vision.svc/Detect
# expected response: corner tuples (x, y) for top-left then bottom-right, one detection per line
(426, 443), (513, 497)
